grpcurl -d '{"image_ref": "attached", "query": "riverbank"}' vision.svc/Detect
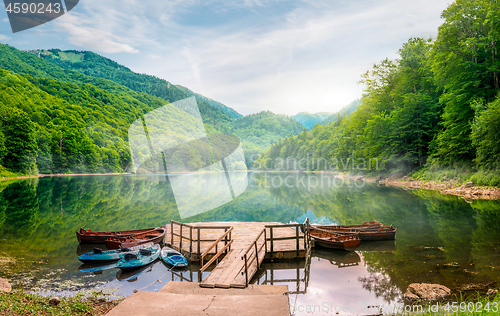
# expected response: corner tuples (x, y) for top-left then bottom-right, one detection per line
(361, 176), (500, 201)
(0, 290), (121, 316)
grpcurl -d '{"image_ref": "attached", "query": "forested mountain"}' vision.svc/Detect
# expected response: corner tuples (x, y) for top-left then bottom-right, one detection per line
(292, 111), (332, 129)
(231, 111), (305, 166)
(174, 85), (243, 118)
(0, 44), (303, 174)
(319, 99), (361, 126)
(256, 0), (500, 186)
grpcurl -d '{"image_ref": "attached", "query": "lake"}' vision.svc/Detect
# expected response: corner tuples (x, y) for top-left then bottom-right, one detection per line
(0, 172), (499, 314)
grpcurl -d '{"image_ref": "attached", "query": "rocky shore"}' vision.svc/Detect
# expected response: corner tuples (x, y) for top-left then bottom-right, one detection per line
(349, 175), (500, 202)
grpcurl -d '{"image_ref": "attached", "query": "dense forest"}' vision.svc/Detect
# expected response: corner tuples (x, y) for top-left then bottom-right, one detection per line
(255, 0), (500, 186)
(0, 44), (303, 174)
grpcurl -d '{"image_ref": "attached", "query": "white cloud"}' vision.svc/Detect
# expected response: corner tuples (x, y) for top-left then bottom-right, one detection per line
(0, 35), (10, 40)
(5, 0), (449, 115)
(55, 14), (139, 53)
(2, 18), (9, 22)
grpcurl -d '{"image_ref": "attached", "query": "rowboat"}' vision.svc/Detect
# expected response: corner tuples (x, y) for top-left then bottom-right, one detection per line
(78, 242), (154, 262)
(161, 246), (188, 268)
(310, 227), (360, 251)
(300, 220), (383, 234)
(104, 228), (166, 249)
(78, 261), (118, 273)
(76, 227), (159, 244)
(314, 225), (397, 241)
(116, 244), (161, 271)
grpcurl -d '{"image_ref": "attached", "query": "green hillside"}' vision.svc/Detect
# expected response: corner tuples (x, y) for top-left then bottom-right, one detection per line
(292, 111), (332, 129)
(0, 44), (304, 173)
(319, 99), (361, 126)
(256, 0), (500, 186)
(175, 84), (243, 118)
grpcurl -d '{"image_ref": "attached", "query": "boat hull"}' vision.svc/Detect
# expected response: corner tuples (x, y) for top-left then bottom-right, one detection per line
(116, 244), (161, 271)
(76, 227), (158, 244)
(161, 247), (188, 268)
(310, 228), (361, 251)
(104, 228), (166, 249)
(78, 242), (154, 262)
(316, 225), (397, 241)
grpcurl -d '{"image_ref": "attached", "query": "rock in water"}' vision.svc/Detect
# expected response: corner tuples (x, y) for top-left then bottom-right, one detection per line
(0, 278), (11, 293)
(487, 289), (498, 296)
(49, 297), (61, 306)
(404, 283), (451, 300)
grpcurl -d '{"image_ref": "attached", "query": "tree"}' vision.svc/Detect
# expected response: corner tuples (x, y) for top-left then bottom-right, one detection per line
(0, 106), (38, 174)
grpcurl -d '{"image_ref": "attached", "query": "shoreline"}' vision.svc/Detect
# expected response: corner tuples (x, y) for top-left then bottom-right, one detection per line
(3, 170), (500, 201)
(362, 176), (500, 202)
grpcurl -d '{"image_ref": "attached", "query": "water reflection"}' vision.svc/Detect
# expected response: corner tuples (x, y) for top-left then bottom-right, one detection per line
(0, 173), (499, 309)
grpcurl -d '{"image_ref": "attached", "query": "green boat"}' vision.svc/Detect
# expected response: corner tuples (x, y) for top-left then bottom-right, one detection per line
(78, 242), (154, 262)
(116, 244), (161, 271)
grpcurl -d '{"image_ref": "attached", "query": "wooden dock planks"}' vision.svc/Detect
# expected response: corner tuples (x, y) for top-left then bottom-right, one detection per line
(167, 221), (307, 289)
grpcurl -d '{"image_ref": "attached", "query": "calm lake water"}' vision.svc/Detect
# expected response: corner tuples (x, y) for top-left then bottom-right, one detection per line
(1, 172), (499, 314)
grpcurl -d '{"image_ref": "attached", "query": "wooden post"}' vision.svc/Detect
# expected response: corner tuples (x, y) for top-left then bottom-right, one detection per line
(179, 224), (183, 251)
(215, 243), (218, 264)
(197, 227), (201, 259)
(170, 221), (174, 246)
(270, 227), (274, 256)
(254, 241), (259, 269)
(296, 224), (300, 256)
(264, 229), (267, 253)
(189, 227), (193, 253)
(244, 253), (248, 286)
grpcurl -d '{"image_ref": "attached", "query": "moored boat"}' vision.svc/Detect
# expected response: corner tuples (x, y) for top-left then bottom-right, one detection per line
(76, 227), (159, 244)
(309, 227), (360, 251)
(160, 246), (188, 268)
(116, 244), (161, 271)
(315, 225), (397, 241)
(77, 242), (154, 262)
(104, 228), (166, 249)
(301, 220), (383, 234)
(78, 261), (118, 273)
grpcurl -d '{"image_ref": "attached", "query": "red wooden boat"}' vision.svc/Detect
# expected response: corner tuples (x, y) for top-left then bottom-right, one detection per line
(104, 228), (166, 249)
(332, 220), (383, 229)
(76, 227), (159, 244)
(315, 224), (397, 241)
(301, 220), (382, 234)
(309, 227), (360, 251)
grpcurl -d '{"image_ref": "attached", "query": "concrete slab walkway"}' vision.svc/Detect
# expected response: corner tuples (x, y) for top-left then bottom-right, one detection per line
(107, 281), (291, 316)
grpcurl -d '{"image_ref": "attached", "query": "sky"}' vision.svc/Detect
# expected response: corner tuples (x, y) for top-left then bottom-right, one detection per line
(0, 0), (452, 116)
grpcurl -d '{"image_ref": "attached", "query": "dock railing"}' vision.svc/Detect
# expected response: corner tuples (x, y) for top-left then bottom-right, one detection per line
(169, 220), (232, 261)
(241, 228), (267, 286)
(198, 227), (234, 282)
(265, 218), (311, 258)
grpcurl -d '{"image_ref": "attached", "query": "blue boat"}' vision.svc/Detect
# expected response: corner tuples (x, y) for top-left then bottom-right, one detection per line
(160, 246), (188, 268)
(78, 242), (154, 262)
(116, 244), (160, 271)
(78, 261), (118, 272)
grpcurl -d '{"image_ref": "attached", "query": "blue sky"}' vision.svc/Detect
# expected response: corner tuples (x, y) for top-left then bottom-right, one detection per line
(0, 0), (451, 116)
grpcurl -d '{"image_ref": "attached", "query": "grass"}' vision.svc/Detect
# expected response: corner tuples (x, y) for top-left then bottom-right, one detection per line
(410, 162), (500, 187)
(0, 165), (21, 178)
(0, 290), (122, 316)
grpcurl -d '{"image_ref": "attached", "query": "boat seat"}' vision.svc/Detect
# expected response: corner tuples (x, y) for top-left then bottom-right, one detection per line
(124, 253), (138, 261)
(139, 249), (152, 256)
(93, 247), (103, 254)
(120, 248), (131, 252)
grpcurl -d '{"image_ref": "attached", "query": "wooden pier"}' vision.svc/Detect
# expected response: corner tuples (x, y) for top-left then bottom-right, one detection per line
(166, 220), (311, 289)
